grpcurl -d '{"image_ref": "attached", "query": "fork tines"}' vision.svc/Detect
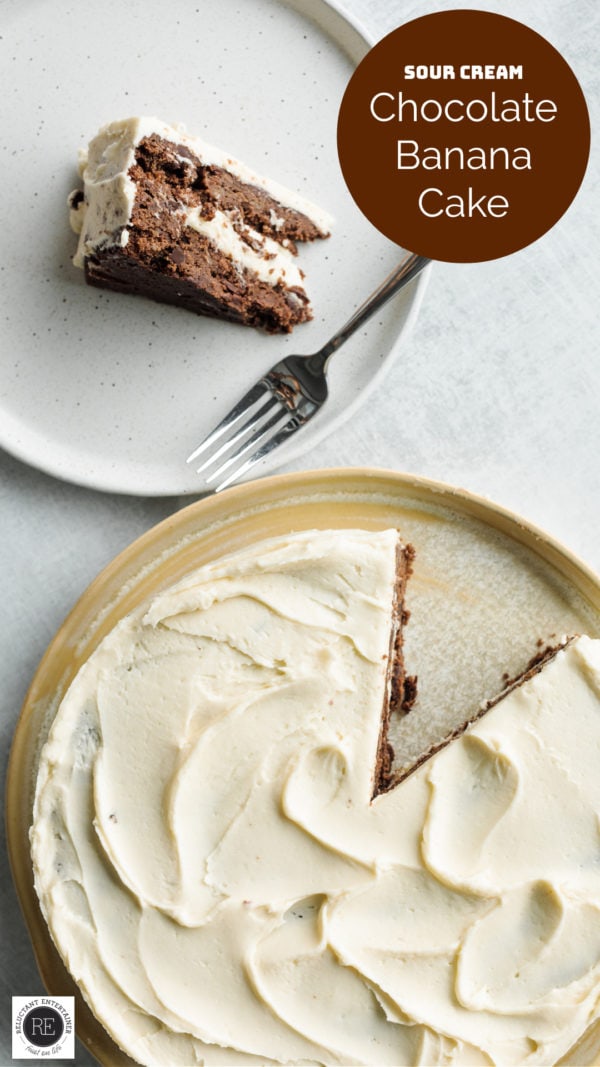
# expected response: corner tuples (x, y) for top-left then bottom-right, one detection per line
(186, 381), (296, 492)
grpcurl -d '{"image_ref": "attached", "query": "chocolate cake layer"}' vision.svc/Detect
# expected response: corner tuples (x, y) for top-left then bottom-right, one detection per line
(85, 234), (311, 334)
(373, 542), (417, 796)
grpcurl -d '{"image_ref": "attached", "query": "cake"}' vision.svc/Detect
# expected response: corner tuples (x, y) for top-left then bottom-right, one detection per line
(69, 117), (332, 333)
(30, 530), (600, 1066)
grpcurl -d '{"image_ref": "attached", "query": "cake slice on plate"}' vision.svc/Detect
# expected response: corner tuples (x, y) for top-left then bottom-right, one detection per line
(69, 117), (332, 333)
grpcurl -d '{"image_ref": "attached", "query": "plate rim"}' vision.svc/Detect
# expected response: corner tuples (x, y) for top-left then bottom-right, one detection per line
(8, 464), (600, 1065)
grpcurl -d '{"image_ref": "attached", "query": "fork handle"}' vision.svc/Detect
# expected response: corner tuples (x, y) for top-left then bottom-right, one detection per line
(307, 253), (430, 375)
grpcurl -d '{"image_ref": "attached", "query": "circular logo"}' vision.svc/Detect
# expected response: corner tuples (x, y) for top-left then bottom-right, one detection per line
(22, 1005), (65, 1048)
(337, 10), (590, 262)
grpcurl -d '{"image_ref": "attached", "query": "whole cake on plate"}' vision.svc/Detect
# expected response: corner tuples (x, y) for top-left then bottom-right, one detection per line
(69, 117), (332, 333)
(30, 529), (600, 1066)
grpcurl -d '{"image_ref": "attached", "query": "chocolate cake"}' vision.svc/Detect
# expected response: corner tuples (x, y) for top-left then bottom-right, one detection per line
(69, 118), (332, 333)
(29, 529), (600, 1066)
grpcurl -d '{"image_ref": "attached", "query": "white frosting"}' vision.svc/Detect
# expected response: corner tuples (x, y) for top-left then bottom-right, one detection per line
(30, 530), (600, 1066)
(70, 116), (332, 271)
(184, 206), (304, 290)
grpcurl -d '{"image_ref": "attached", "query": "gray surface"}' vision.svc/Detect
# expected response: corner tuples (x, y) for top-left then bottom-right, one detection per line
(2, 0), (599, 1064)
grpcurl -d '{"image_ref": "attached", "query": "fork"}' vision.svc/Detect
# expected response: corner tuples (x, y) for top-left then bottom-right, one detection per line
(186, 252), (429, 491)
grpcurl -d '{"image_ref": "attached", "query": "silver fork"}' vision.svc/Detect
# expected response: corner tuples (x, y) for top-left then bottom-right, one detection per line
(186, 252), (429, 491)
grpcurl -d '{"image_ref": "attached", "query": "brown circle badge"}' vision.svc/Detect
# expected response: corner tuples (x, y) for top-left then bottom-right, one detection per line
(337, 10), (590, 262)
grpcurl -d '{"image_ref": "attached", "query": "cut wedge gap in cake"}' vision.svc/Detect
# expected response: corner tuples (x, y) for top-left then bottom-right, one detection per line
(69, 117), (332, 333)
(388, 637), (575, 789)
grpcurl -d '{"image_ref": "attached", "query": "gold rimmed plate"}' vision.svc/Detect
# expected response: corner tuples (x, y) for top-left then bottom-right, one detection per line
(7, 467), (600, 1065)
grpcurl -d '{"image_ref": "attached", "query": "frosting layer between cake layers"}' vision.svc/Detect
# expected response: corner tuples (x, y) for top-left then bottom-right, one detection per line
(30, 529), (600, 1067)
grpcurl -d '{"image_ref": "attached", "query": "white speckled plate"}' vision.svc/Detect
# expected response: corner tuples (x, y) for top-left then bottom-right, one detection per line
(0, 0), (429, 496)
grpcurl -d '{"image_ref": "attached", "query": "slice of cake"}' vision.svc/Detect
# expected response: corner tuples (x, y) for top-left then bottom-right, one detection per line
(28, 531), (600, 1066)
(69, 117), (332, 333)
